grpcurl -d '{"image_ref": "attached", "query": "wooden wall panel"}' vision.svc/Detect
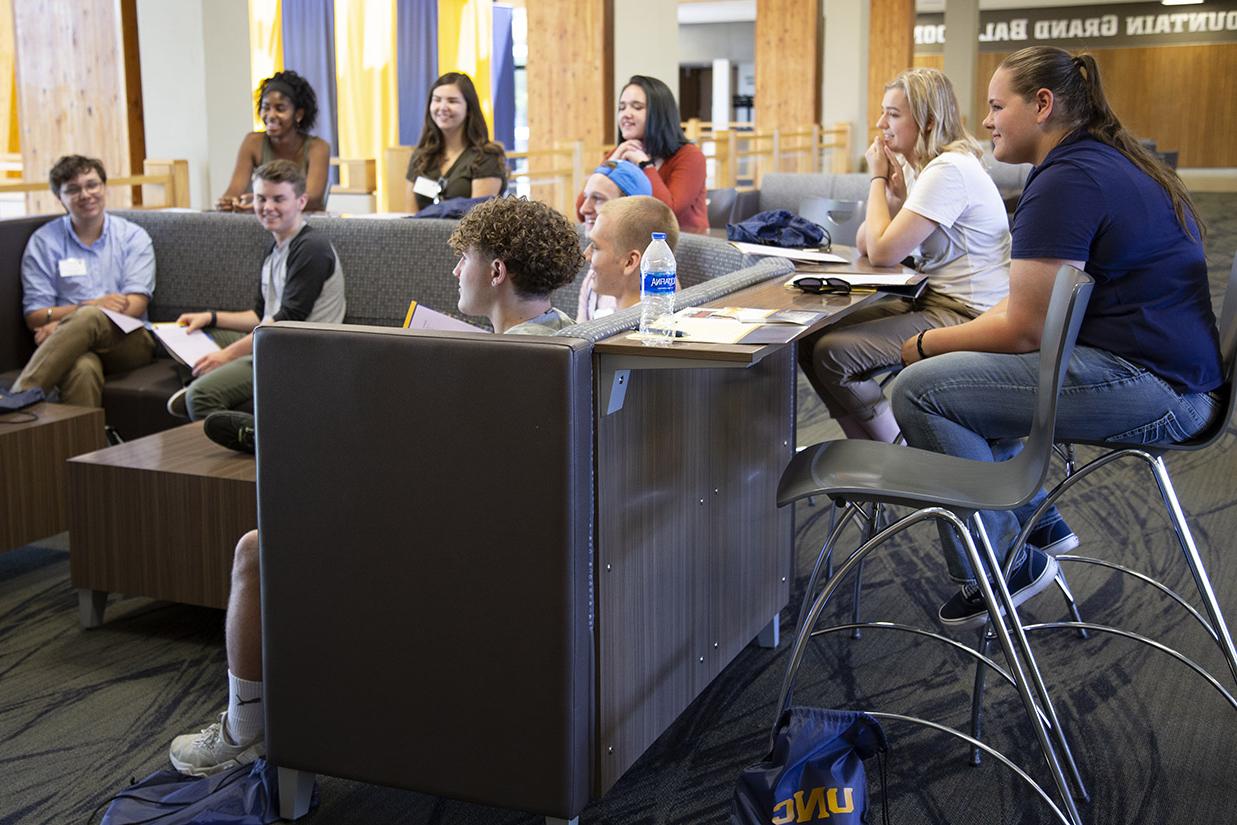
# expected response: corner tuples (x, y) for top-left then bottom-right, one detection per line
(13, 0), (132, 213)
(964, 44), (1237, 169)
(868, 0), (915, 143)
(755, 0), (821, 131)
(526, 0), (610, 206)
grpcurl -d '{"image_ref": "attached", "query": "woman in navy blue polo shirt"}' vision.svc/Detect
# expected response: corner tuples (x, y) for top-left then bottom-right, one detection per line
(889, 46), (1222, 629)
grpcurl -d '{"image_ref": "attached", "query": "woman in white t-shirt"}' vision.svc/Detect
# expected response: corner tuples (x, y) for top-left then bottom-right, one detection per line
(798, 68), (1011, 441)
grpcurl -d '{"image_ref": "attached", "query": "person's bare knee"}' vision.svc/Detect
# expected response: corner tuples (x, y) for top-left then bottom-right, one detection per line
(231, 530), (261, 592)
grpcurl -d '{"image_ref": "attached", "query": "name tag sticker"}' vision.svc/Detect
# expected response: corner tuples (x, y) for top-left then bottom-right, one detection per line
(59, 257), (88, 277)
(413, 176), (442, 199)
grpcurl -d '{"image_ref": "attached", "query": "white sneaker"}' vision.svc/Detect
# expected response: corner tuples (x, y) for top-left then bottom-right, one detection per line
(169, 711), (264, 776)
(166, 386), (190, 419)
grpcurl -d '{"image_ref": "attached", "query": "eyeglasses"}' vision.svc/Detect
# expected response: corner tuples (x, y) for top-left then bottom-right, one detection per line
(62, 180), (103, 198)
(791, 276), (851, 295)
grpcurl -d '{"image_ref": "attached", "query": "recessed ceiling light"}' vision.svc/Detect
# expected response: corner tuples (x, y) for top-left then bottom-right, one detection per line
(1161, 0), (1204, 6)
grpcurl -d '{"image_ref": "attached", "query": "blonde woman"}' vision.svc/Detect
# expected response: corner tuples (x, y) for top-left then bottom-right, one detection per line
(798, 68), (1010, 442)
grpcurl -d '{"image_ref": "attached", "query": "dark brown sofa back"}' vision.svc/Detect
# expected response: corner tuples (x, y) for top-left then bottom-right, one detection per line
(253, 323), (595, 819)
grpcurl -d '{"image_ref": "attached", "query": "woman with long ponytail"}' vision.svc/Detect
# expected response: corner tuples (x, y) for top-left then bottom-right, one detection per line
(888, 46), (1223, 629)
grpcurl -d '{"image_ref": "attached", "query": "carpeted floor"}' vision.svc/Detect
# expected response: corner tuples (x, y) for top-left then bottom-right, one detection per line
(2, 194), (1236, 824)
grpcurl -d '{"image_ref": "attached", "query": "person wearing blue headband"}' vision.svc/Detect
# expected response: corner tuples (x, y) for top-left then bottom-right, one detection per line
(576, 160), (656, 320)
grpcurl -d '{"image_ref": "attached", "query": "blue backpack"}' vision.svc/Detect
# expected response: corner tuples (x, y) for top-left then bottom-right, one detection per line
(97, 758), (316, 825)
(733, 707), (889, 825)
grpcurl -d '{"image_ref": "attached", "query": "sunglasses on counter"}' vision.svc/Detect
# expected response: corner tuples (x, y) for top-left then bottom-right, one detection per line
(791, 276), (852, 295)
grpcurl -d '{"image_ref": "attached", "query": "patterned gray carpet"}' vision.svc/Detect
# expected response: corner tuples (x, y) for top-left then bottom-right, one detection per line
(2, 194), (1236, 824)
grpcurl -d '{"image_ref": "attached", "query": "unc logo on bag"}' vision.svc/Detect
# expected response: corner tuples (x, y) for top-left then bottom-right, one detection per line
(772, 786), (855, 823)
(731, 708), (887, 825)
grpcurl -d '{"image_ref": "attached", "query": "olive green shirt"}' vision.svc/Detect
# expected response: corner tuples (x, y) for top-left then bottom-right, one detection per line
(406, 145), (508, 210)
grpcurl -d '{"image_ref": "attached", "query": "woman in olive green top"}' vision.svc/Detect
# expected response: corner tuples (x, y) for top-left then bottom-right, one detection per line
(405, 72), (507, 212)
(218, 71), (331, 213)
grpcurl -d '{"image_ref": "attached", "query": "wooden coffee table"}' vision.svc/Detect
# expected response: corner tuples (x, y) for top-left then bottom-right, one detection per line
(67, 421), (256, 626)
(0, 402), (105, 553)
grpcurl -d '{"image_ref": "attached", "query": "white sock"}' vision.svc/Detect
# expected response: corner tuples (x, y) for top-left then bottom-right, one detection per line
(225, 670), (264, 745)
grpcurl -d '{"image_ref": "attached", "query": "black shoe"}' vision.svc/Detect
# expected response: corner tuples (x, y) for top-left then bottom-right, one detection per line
(203, 411), (256, 454)
(1027, 519), (1080, 556)
(938, 547), (1059, 631)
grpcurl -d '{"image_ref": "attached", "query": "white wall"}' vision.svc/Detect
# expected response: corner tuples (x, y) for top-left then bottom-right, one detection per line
(822, 0), (869, 171)
(136, 0), (252, 209)
(614, 0), (681, 108)
(678, 21), (755, 66)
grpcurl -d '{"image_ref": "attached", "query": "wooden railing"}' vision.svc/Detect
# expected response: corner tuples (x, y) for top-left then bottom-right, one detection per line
(330, 157), (377, 195)
(0, 159), (190, 209)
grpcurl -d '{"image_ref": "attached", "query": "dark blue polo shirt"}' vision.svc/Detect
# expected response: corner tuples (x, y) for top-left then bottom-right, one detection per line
(1012, 134), (1221, 394)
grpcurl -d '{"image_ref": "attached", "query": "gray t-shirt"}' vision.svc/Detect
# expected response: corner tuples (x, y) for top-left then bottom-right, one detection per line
(506, 307), (573, 336)
(255, 222), (346, 324)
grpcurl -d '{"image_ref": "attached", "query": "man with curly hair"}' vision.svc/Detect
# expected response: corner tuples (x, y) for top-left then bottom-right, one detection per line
(167, 196), (583, 777)
(448, 195), (581, 334)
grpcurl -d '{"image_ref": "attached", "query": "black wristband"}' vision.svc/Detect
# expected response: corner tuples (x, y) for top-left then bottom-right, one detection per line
(209, 310), (217, 328)
(870, 175), (890, 184)
(638, 159), (654, 169)
(916, 329), (929, 360)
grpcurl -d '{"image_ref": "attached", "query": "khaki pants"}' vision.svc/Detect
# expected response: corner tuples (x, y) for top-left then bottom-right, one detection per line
(797, 289), (981, 421)
(12, 306), (156, 407)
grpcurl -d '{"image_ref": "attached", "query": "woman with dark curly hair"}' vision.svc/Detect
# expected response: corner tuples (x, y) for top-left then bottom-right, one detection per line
(405, 72), (507, 213)
(576, 75), (707, 233)
(217, 70), (331, 212)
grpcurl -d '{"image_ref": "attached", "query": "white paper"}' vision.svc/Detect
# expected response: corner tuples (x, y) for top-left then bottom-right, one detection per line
(151, 322), (222, 367)
(406, 304), (486, 333)
(729, 241), (848, 265)
(100, 308), (146, 334)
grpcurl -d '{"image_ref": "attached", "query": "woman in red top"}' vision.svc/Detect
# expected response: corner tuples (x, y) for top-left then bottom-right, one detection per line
(577, 75), (707, 233)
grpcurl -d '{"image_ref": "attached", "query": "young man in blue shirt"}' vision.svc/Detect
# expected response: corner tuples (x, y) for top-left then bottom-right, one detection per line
(11, 155), (156, 407)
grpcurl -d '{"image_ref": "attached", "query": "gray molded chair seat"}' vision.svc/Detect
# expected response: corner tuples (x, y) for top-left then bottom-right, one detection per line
(775, 267), (1094, 825)
(798, 197), (865, 248)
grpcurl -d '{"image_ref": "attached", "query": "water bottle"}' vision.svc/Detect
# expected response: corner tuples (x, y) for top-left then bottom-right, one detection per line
(638, 232), (677, 346)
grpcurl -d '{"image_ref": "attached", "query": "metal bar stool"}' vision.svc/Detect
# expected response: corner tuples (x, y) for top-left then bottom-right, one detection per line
(776, 267), (1095, 825)
(966, 253), (1237, 735)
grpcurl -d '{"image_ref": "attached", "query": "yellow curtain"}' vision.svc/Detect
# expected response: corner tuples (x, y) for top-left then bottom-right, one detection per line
(248, 0), (285, 130)
(335, 0), (399, 209)
(0, 0), (19, 174)
(437, 0), (493, 139)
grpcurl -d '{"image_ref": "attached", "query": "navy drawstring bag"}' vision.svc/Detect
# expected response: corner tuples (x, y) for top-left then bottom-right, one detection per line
(97, 757), (315, 825)
(727, 209), (831, 249)
(732, 707), (889, 825)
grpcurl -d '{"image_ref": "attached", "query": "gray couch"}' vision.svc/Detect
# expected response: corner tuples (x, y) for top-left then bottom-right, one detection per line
(0, 211), (749, 438)
(732, 156), (1033, 223)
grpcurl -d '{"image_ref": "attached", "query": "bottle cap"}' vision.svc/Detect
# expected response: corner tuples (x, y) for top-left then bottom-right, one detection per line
(651, 232), (666, 240)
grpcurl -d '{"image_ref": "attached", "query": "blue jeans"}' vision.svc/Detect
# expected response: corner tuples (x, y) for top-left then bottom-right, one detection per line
(890, 345), (1221, 583)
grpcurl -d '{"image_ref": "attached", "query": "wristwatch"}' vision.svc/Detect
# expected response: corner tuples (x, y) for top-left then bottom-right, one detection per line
(638, 159), (654, 169)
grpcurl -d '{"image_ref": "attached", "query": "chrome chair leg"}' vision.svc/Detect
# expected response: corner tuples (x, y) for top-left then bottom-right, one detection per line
(777, 507), (1086, 825)
(850, 504), (879, 640)
(1149, 455), (1237, 686)
(969, 515), (1089, 813)
(1054, 567), (1090, 640)
(970, 627), (994, 767)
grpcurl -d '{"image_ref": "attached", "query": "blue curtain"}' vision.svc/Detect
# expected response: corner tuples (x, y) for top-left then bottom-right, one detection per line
(491, 4), (515, 151)
(282, 0), (340, 183)
(397, 0), (438, 147)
